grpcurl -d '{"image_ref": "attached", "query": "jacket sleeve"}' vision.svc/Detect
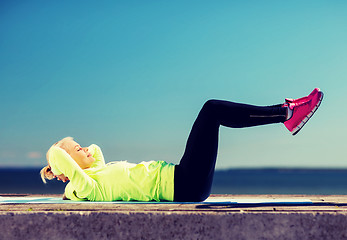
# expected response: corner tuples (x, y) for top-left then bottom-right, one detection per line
(64, 182), (87, 201)
(88, 144), (106, 167)
(49, 146), (96, 198)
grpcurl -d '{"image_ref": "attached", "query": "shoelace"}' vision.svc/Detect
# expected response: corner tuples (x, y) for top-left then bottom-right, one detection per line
(286, 99), (312, 110)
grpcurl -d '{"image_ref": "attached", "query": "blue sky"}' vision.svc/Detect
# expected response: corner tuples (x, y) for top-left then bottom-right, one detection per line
(1, 0), (346, 168)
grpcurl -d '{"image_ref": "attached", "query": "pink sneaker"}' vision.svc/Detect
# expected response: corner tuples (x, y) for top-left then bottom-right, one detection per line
(284, 88), (324, 135)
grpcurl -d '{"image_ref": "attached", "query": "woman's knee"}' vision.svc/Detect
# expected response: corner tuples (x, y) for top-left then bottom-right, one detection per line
(202, 99), (221, 114)
(203, 99), (220, 108)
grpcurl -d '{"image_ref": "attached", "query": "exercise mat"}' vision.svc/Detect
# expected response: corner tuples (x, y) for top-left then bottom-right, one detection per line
(0, 196), (312, 204)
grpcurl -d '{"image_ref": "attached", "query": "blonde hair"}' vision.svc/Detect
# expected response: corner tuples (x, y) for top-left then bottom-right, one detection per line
(40, 137), (74, 183)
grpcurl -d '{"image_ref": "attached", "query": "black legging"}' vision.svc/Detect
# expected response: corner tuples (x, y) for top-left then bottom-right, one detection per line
(174, 99), (287, 202)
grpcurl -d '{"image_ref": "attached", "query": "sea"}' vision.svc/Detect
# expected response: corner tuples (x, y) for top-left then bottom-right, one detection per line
(1, 167), (347, 195)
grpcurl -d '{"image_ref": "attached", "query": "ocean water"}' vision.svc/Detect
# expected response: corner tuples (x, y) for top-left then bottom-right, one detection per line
(1, 168), (347, 195)
(212, 168), (347, 195)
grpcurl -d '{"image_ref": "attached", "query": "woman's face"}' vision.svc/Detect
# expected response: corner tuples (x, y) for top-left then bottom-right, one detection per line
(61, 139), (95, 169)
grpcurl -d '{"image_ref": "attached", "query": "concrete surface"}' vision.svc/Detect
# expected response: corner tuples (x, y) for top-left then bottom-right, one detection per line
(1, 194), (347, 240)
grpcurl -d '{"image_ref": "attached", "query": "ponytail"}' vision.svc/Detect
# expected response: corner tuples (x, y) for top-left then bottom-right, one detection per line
(40, 165), (54, 184)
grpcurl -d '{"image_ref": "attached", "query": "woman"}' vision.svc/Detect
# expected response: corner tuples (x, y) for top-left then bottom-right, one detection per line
(40, 88), (323, 202)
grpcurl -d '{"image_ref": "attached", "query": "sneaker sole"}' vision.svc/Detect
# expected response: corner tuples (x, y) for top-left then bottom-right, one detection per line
(292, 90), (324, 136)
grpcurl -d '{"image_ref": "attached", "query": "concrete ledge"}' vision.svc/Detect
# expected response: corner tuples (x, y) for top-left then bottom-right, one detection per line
(2, 211), (347, 240)
(1, 194), (347, 240)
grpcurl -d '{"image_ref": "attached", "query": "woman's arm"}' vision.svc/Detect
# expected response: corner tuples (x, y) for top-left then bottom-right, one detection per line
(49, 146), (96, 198)
(88, 144), (106, 167)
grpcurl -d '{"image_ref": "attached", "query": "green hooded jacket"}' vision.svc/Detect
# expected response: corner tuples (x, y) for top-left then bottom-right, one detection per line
(49, 145), (175, 201)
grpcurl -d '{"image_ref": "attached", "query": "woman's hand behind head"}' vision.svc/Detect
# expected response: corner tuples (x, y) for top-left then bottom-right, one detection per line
(53, 174), (69, 183)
